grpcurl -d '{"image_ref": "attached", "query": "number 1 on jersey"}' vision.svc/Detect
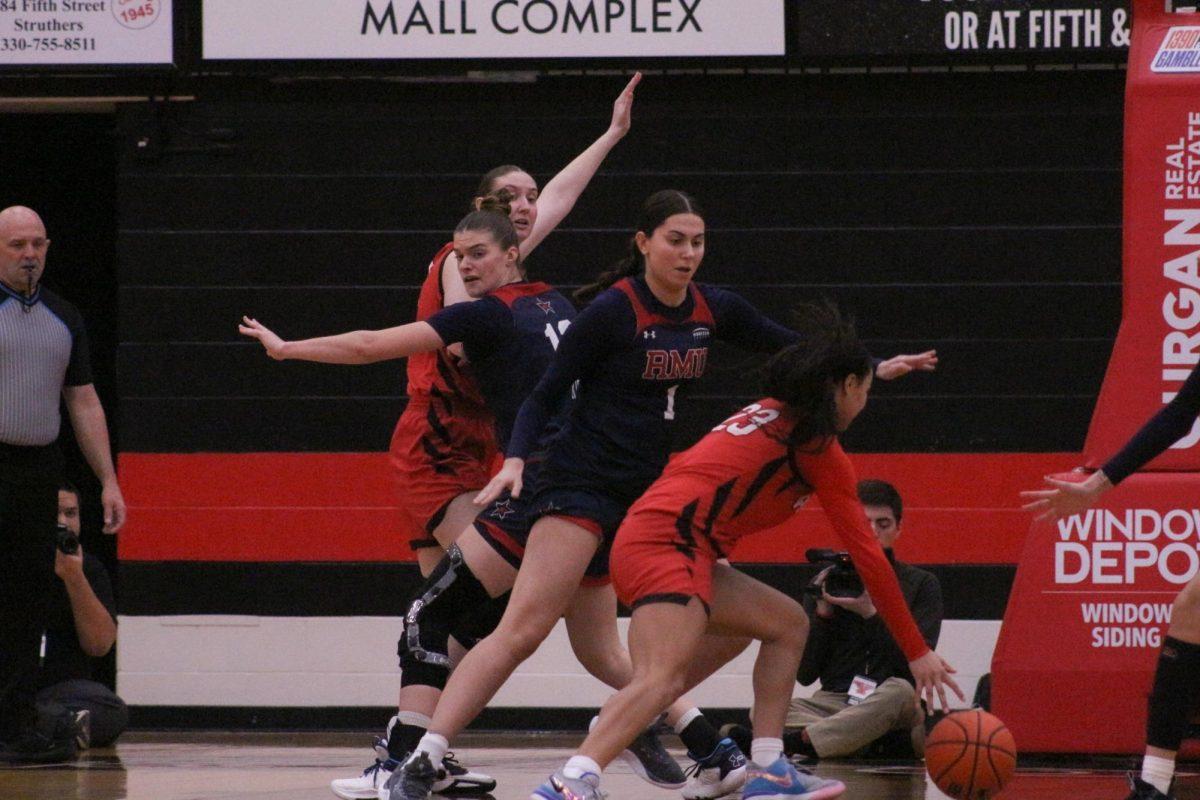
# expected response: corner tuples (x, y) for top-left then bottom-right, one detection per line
(664, 384), (678, 420)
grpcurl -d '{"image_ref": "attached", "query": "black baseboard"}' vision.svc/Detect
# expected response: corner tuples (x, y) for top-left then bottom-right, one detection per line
(128, 705), (752, 733)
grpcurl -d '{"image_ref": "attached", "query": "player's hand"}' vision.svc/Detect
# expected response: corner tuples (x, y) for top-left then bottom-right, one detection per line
(908, 651), (963, 714)
(101, 480), (126, 534)
(875, 350), (938, 381)
(822, 587), (876, 619)
(475, 457), (526, 505)
(239, 316), (289, 360)
(608, 72), (641, 139)
(1020, 471), (1111, 522)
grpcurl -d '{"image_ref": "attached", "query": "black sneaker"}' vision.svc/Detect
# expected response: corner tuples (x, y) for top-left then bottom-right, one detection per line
(0, 729), (77, 765)
(384, 752), (439, 800)
(71, 709), (91, 751)
(591, 714), (686, 789)
(438, 751), (497, 795)
(1125, 773), (1174, 800)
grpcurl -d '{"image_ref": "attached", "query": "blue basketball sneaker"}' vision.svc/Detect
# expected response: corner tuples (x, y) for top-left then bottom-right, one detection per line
(530, 770), (603, 800)
(741, 756), (844, 800)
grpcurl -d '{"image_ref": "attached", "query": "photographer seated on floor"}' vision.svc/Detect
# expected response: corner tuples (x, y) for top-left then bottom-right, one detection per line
(34, 483), (128, 751)
(723, 479), (943, 761)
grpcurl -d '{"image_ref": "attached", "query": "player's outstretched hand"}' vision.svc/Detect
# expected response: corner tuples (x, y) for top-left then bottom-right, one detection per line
(239, 316), (288, 360)
(475, 457), (526, 506)
(609, 72), (641, 139)
(908, 650), (963, 714)
(876, 350), (938, 380)
(1021, 471), (1111, 522)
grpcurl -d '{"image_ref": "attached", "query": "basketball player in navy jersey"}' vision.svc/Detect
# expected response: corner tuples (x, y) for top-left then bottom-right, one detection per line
(242, 204), (694, 796)
(1023, 364), (1200, 800)
(396, 73), (642, 581)
(387, 190), (941, 800)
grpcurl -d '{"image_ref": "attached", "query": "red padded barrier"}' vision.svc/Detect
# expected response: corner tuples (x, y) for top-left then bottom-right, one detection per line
(118, 451), (1078, 562)
(993, 0), (1200, 753)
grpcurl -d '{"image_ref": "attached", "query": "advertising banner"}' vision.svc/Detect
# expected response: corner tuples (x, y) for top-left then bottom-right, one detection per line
(993, 0), (1200, 755)
(1084, 0), (1200, 473)
(202, 0), (786, 60)
(992, 474), (1198, 752)
(0, 0), (172, 66)
(794, 0), (1130, 59)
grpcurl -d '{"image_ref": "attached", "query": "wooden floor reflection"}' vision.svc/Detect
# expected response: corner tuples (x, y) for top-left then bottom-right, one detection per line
(1, 732), (1196, 800)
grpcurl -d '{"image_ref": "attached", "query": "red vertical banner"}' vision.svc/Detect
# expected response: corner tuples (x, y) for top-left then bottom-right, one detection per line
(1085, 0), (1200, 471)
(993, 0), (1200, 753)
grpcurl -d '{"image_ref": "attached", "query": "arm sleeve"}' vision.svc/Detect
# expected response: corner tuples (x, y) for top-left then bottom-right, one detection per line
(507, 292), (633, 460)
(795, 442), (930, 662)
(796, 592), (834, 686)
(706, 287), (801, 353)
(425, 296), (510, 359)
(1102, 365), (1200, 485)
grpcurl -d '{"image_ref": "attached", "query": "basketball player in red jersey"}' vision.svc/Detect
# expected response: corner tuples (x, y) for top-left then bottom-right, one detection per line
(397, 73), (641, 578)
(531, 304), (962, 800)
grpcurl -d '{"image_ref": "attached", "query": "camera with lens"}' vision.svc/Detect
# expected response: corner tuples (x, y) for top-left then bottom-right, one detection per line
(55, 523), (79, 555)
(805, 548), (863, 598)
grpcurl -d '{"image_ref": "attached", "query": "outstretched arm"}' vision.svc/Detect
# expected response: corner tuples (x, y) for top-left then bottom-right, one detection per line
(1022, 363), (1200, 520)
(239, 316), (445, 364)
(520, 72), (641, 257)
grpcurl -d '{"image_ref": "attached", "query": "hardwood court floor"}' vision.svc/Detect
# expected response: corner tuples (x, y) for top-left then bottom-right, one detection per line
(1, 732), (1196, 800)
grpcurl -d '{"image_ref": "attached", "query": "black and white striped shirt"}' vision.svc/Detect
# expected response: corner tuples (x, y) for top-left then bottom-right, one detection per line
(0, 281), (92, 447)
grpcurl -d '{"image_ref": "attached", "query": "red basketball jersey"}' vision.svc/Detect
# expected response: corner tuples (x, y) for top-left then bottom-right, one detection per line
(628, 398), (929, 661)
(404, 242), (488, 408)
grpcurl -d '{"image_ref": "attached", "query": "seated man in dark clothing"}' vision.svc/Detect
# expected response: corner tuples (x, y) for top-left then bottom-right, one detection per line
(783, 479), (943, 760)
(35, 483), (127, 748)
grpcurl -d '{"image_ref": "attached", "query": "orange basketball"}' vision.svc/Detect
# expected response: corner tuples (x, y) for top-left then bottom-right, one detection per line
(924, 709), (1017, 799)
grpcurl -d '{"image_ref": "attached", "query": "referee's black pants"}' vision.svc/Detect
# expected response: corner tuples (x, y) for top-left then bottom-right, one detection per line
(0, 443), (60, 741)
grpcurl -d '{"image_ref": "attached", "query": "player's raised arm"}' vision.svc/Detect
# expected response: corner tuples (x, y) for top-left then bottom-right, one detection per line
(521, 72), (641, 257)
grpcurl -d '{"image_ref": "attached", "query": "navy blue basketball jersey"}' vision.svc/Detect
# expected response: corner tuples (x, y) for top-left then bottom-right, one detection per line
(508, 275), (800, 502)
(426, 281), (576, 452)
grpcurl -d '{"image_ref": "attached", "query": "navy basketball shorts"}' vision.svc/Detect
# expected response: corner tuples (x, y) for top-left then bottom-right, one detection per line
(473, 460), (620, 586)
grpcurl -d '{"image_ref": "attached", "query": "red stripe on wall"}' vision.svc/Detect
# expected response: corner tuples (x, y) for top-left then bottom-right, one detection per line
(118, 452), (1082, 563)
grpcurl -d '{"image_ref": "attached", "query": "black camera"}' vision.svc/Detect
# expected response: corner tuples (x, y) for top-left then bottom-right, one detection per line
(55, 523), (79, 555)
(805, 548), (863, 598)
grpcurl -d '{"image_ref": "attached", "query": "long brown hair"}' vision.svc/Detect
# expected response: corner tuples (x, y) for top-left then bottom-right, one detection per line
(573, 189), (704, 306)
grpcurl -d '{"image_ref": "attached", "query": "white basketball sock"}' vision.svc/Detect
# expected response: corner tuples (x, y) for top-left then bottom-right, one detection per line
(563, 755), (601, 781)
(410, 732), (448, 767)
(1141, 754), (1175, 795)
(750, 737), (783, 767)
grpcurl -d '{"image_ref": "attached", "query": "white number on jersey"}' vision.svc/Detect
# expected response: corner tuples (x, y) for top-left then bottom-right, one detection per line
(713, 403), (780, 436)
(543, 319), (572, 350)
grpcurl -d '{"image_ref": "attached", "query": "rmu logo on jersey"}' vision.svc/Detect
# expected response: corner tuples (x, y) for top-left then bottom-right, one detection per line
(643, 348), (708, 380)
(692, 327), (710, 341)
(535, 298), (555, 315)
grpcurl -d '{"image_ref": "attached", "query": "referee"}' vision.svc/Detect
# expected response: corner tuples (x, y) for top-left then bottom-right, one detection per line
(0, 205), (125, 763)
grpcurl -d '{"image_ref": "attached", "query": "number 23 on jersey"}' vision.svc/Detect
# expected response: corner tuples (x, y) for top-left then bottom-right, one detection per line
(713, 403), (780, 436)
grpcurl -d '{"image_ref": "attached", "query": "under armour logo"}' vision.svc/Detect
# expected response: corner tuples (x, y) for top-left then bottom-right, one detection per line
(643, 330), (657, 339)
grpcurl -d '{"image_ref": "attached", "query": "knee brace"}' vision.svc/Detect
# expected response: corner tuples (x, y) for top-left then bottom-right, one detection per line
(397, 545), (493, 690)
